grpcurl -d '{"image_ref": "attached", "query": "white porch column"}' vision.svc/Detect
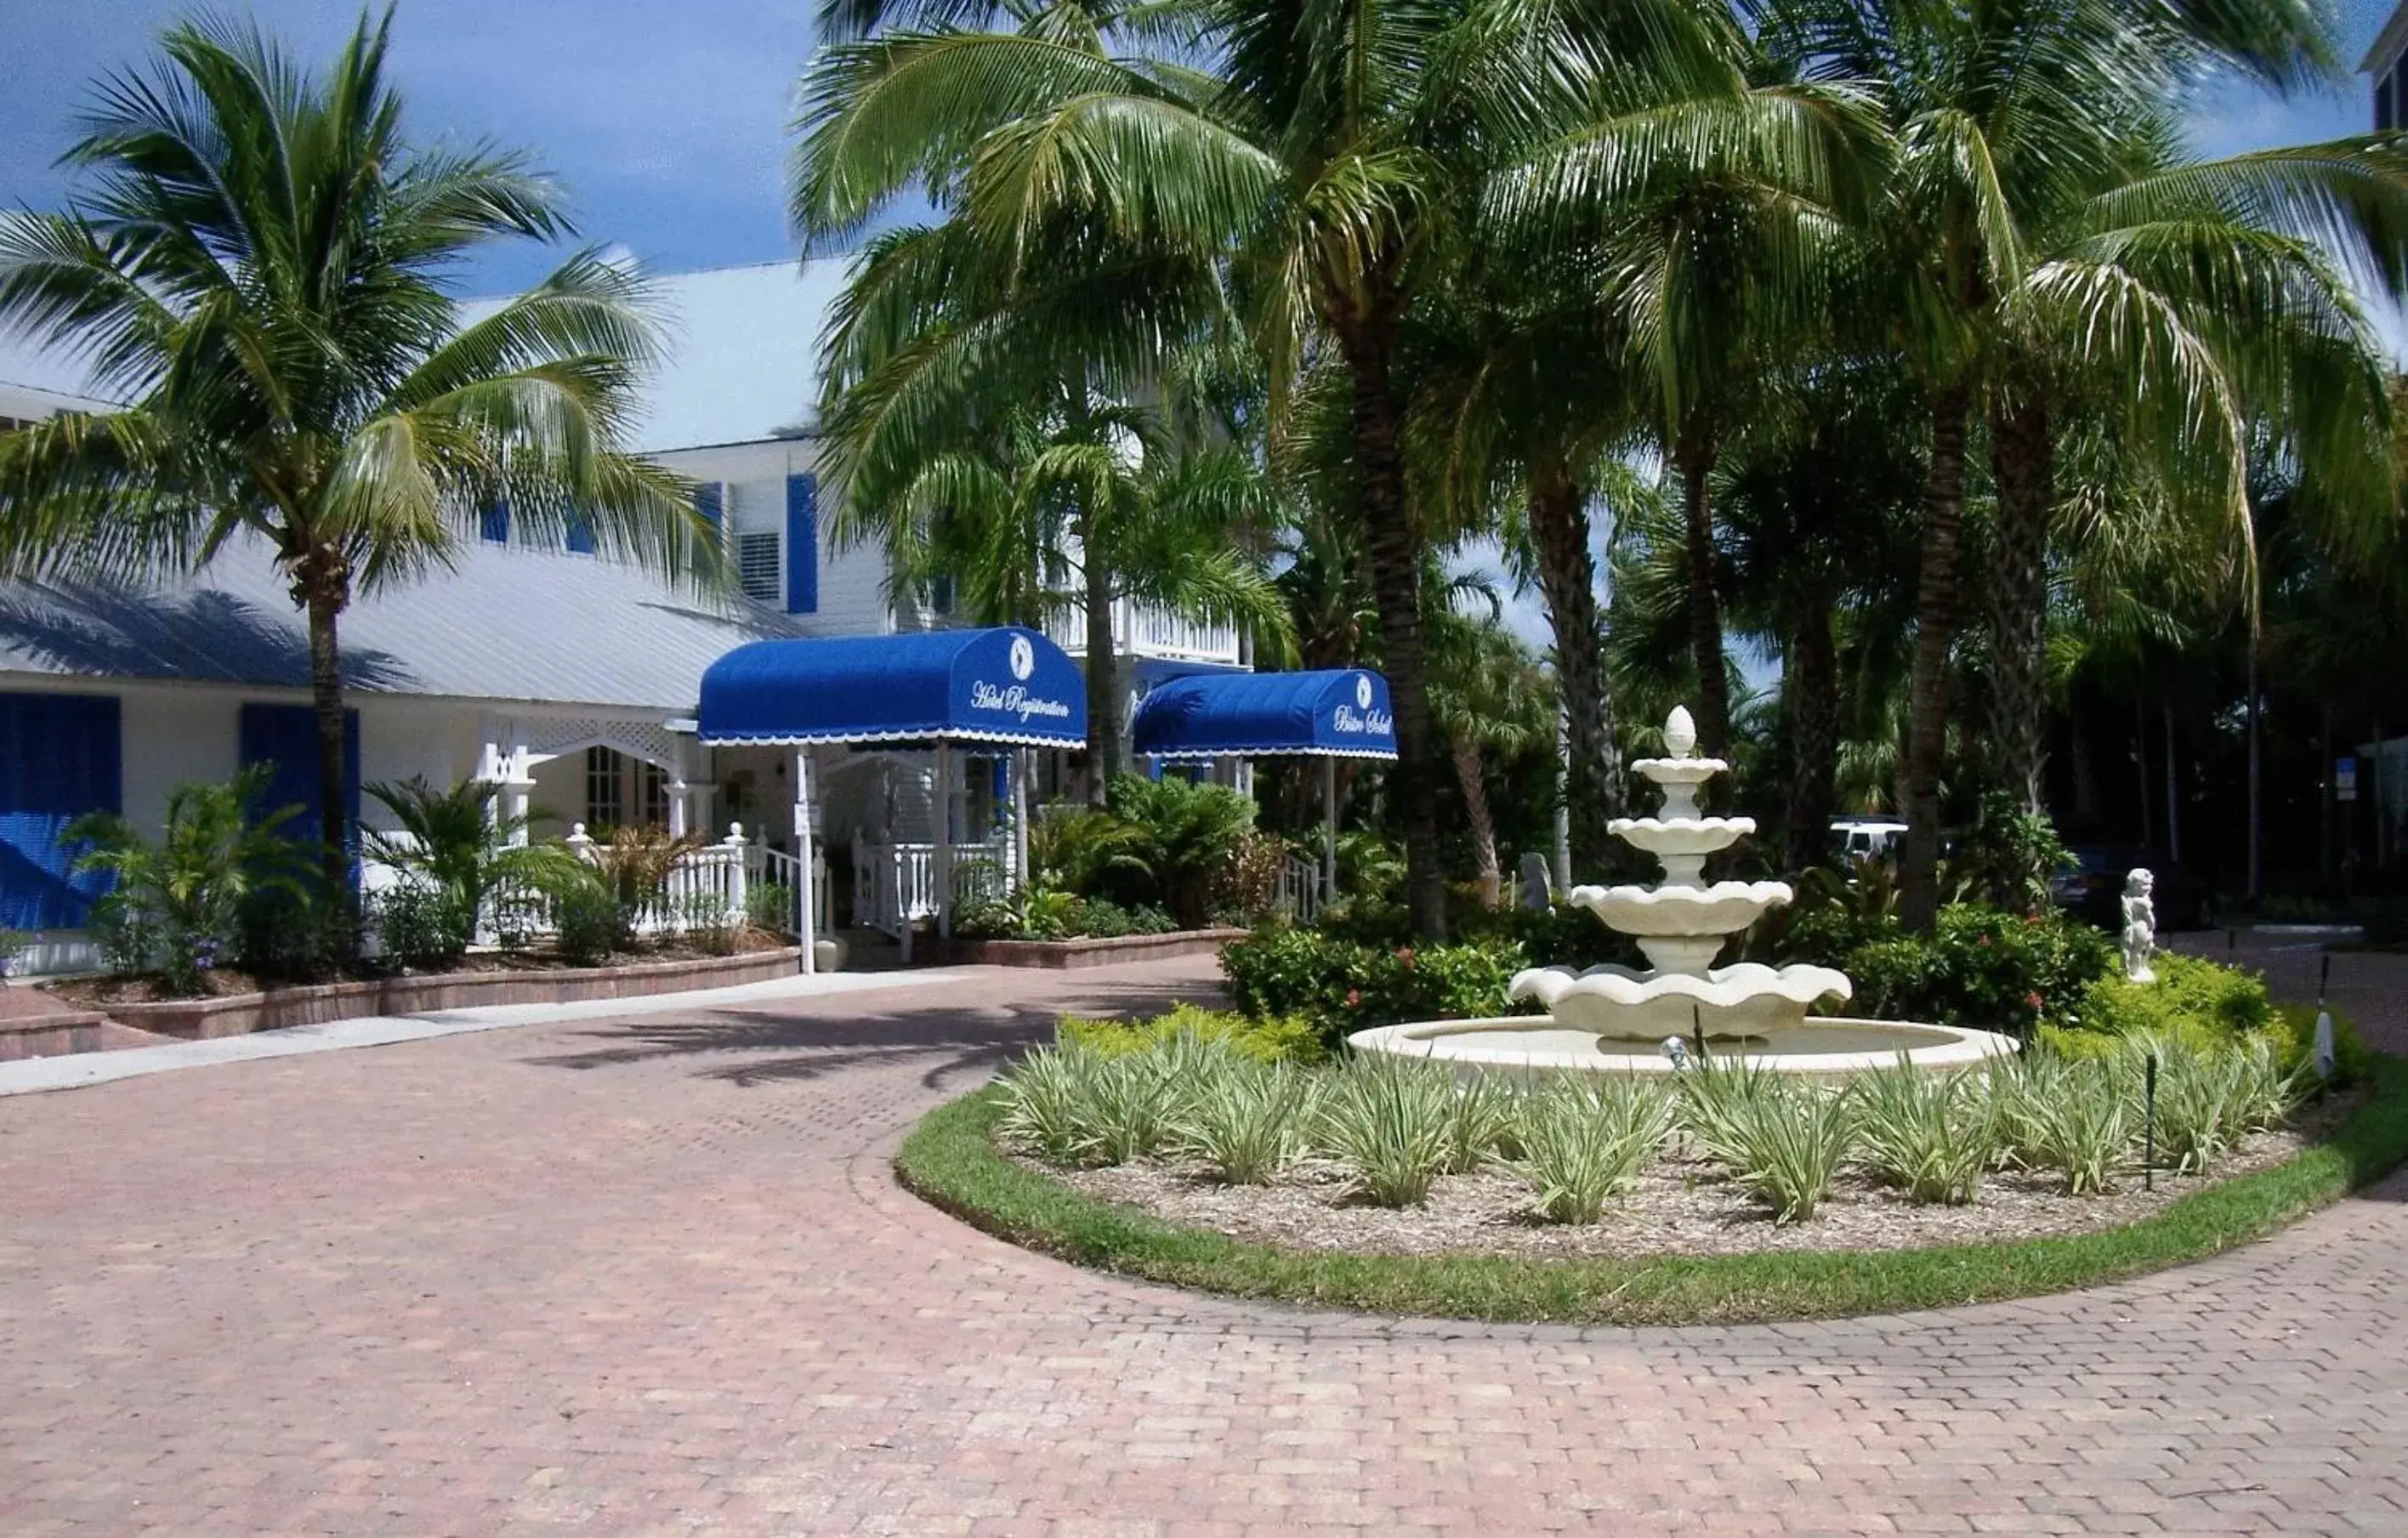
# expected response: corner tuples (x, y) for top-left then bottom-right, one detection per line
(934, 740), (955, 939)
(1321, 756), (1339, 905)
(500, 746), (536, 847)
(1011, 747), (1031, 895)
(794, 750), (818, 976)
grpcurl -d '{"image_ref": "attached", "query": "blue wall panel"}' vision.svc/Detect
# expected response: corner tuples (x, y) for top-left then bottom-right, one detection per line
(785, 474), (819, 614)
(0, 693), (122, 929)
(237, 702), (361, 855)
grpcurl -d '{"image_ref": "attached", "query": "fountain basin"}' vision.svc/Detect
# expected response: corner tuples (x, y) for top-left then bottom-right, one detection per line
(1349, 1016), (2019, 1077)
(1569, 881), (1792, 937)
(1605, 816), (1754, 857)
(1510, 961), (1852, 1039)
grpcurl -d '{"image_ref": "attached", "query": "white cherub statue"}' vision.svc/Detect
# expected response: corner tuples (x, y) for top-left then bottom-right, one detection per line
(2121, 868), (2157, 985)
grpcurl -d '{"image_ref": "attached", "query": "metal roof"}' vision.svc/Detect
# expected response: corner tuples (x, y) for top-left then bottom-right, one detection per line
(0, 536), (805, 712)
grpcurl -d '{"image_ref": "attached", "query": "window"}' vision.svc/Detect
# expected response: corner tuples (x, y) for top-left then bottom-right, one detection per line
(641, 759), (670, 828)
(2382, 64), (2399, 130)
(738, 531), (781, 603)
(584, 746), (625, 831)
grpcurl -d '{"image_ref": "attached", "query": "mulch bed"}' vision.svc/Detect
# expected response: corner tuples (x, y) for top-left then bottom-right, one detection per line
(40, 928), (789, 1008)
(1019, 1087), (2368, 1261)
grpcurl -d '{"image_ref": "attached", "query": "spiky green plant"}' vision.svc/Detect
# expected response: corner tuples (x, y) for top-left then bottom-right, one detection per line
(1676, 1053), (1782, 1166)
(1514, 1076), (1674, 1224)
(1714, 1081), (1859, 1224)
(1179, 1061), (1316, 1185)
(1995, 1054), (2133, 1195)
(996, 1042), (1110, 1165)
(1443, 1072), (1525, 1175)
(1315, 1056), (1457, 1207)
(1853, 1060), (1996, 1206)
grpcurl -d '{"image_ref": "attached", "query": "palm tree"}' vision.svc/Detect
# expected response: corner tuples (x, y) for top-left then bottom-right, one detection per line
(816, 241), (1294, 799)
(790, 0), (1757, 938)
(1428, 606), (1553, 905)
(0, 13), (718, 919)
(1755, 0), (2405, 928)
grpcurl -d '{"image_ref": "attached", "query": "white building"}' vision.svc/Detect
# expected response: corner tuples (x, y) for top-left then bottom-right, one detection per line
(0, 260), (1243, 969)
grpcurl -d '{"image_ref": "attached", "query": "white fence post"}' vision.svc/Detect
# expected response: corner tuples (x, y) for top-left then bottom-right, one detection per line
(724, 823), (748, 924)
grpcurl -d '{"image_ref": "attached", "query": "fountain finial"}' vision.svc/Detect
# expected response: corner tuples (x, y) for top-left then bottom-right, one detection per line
(1663, 706), (1697, 760)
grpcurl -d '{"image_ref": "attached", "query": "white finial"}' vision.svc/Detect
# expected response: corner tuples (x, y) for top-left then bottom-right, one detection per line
(1663, 706), (1697, 760)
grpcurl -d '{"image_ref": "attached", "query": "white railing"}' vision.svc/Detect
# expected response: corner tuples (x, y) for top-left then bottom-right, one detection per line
(1043, 598), (1241, 664)
(851, 835), (1012, 939)
(366, 822), (826, 951)
(1274, 854), (1325, 925)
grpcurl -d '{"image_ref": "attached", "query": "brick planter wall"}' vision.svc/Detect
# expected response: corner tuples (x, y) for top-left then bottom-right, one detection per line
(89, 947), (804, 1041)
(934, 928), (1244, 971)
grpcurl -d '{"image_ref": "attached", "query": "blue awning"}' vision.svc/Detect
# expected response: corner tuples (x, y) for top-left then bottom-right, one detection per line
(697, 627), (1088, 747)
(1133, 669), (1397, 759)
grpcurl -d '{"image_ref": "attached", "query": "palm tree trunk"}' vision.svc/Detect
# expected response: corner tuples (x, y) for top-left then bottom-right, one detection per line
(298, 547), (355, 949)
(1081, 513), (1117, 808)
(1900, 385), (1973, 933)
(1676, 440), (1733, 758)
(1987, 400), (2052, 810)
(1784, 588), (1841, 873)
(1337, 314), (1447, 940)
(1527, 457), (1621, 864)
(1451, 738), (1502, 908)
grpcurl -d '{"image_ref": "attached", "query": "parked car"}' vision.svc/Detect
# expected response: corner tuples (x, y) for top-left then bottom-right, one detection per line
(2049, 842), (2215, 932)
(1830, 817), (1909, 864)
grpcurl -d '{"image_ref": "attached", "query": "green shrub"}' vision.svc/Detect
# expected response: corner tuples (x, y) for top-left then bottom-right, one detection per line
(1853, 1060), (1994, 1205)
(1842, 904), (2116, 1037)
(1514, 1077), (1673, 1223)
(1178, 1060), (1315, 1183)
(2267, 1003), (2371, 1087)
(745, 879), (797, 936)
(551, 877), (622, 967)
(1315, 1055), (1457, 1206)
(235, 880), (342, 982)
(1219, 926), (1529, 1047)
(1060, 1002), (1325, 1064)
(372, 881), (474, 969)
(1081, 1050), (1190, 1165)
(67, 765), (311, 994)
(1109, 773), (1258, 925)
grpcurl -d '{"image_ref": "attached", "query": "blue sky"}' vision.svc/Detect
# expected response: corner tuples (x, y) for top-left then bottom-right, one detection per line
(3, 0), (2399, 295)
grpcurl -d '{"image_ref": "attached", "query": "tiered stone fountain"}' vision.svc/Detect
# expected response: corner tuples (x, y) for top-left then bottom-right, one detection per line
(1349, 707), (2018, 1075)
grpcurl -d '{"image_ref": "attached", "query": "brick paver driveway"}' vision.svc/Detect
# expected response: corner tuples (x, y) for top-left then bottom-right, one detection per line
(3, 951), (2405, 1536)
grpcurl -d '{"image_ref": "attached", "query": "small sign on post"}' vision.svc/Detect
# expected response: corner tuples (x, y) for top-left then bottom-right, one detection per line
(2337, 756), (2359, 803)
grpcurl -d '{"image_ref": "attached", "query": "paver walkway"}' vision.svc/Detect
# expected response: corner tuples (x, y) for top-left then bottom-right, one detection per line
(2, 951), (2405, 1536)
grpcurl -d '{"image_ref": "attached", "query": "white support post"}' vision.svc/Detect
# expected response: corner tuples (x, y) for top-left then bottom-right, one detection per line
(723, 824), (748, 920)
(1011, 747), (1031, 896)
(1321, 756), (1338, 905)
(934, 740), (955, 940)
(795, 751), (818, 976)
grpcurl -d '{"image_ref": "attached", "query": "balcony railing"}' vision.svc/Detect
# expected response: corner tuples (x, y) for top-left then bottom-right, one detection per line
(1043, 598), (1241, 664)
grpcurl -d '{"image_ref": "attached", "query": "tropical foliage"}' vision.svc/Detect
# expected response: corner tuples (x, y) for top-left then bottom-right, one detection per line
(0, 14), (720, 934)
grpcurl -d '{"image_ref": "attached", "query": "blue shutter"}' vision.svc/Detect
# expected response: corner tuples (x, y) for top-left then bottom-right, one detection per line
(0, 693), (122, 929)
(785, 473), (819, 614)
(481, 502), (510, 544)
(238, 703), (361, 863)
(695, 481), (723, 529)
(565, 512), (595, 554)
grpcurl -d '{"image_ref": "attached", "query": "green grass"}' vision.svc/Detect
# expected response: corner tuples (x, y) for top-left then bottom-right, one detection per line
(894, 1054), (2408, 1327)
